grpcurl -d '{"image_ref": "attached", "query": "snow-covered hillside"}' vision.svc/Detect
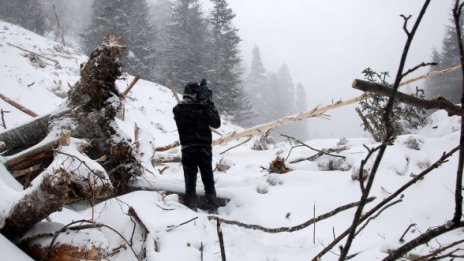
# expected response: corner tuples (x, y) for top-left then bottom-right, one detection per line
(1, 21), (463, 261)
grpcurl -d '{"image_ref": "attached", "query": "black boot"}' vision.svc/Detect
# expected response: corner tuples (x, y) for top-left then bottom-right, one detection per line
(184, 193), (197, 212)
(205, 194), (220, 214)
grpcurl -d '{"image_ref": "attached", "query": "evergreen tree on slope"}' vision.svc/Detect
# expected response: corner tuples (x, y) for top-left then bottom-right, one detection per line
(150, 0), (173, 84)
(165, 0), (209, 91)
(0, 0), (46, 34)
(424, 14), (463, 104)
(207, 0), (253, 125)
(82, 0), (154, 80)
(245, 46), (269, 125)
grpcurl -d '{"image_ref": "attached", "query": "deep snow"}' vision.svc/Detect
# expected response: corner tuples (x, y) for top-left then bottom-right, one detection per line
(0, 21), (463, 261)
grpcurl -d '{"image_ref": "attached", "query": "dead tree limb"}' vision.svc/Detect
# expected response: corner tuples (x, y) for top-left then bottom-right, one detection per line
(355, 107), (380, 141)
(1, 168), (71, 239)
(411, 239), (464, 260)
(7, 42), (59, 66)
(122, 75), (140, 97)
(216, 217), (227, 261)
(452, 0), (464, 224)
(383, 221), (464, 261)
(210, 197), (375, 233)
(312, 146), (459, 261)
(220, 136), (252, 155)
(281, 134), (346, 160)
(52, 4), (66, 46)
(339, 2), (432, 259)
(352, 79), (462, 116)
(0, 92), (38, 117)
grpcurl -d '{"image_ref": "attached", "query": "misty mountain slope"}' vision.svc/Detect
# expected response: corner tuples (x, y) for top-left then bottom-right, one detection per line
(0, 20), (463, 261)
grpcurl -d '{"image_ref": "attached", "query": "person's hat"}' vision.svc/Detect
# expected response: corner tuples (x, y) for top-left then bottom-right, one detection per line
(183, 81), (200, 100)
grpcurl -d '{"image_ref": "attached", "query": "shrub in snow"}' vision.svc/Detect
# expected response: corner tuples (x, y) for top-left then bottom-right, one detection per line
(269, 156), (292, 174)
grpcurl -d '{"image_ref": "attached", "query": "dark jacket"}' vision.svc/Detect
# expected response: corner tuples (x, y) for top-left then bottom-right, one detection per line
(173, 100), (221, 148)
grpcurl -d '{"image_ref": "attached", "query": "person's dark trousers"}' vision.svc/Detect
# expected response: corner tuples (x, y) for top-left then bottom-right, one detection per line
(181, 146), (219, 212)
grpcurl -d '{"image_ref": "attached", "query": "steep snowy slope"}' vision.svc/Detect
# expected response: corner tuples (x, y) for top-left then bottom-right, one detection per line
(0, 21), (463, 261)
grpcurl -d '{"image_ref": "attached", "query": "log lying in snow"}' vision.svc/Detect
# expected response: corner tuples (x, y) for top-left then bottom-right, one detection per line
(352, 79), (462, 116)
(1, 168), (72, 238)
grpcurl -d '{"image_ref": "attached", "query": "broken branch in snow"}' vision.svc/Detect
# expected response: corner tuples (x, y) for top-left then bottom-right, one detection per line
(52, 4), (66, 46)
(210, 197), (375, 233)
(0, 92), (38, 117)
(399, 223), (417, 243)
(352, 79), (462, 116)
(220, 136), (252, 155)
(216, 217), (227, 261)
(281, 134), (346, 161)
(411, 239), (464, 260)
(383, 221), (464, 261)
(122, 75), (140, 97)
(166, 217), (199, 232)
(7, 42), (60, 66)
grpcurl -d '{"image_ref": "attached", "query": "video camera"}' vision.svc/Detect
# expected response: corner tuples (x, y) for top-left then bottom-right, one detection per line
(197, 79), (212, 103)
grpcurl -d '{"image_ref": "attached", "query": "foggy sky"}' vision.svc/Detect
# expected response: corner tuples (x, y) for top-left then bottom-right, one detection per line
(212, 0), (455, 138)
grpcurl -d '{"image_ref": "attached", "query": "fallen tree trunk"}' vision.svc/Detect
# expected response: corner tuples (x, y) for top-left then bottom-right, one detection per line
(1, 168), (71, 238)
(352, 79), (462, 116)
(156, 65), (461, 152)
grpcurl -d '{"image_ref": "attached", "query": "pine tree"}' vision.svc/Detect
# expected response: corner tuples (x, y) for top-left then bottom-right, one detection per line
(150, 0), (173, 84)
(207, 0), (252, 125)
(424, 15), (463, 104)
(165, 0), (210, 91)
(82, 0), (154, 80)
(245, 46), (269, 124)
(294, 83), (309, 139)
(276, 64), (296, 114)
(0, 0), (46, 34)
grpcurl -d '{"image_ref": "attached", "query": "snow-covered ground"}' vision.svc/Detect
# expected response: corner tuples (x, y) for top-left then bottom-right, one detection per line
(0, 21), (463, 260)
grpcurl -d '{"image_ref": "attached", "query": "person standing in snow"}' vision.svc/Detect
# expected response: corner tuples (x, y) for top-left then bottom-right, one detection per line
(173, 79), (221, 213)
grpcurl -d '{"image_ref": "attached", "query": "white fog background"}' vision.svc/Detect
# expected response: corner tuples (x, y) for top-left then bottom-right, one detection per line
(53, 0), (454, 138)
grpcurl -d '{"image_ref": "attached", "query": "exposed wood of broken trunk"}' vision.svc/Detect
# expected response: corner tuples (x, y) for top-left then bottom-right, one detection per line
(155, 65), (460, 152)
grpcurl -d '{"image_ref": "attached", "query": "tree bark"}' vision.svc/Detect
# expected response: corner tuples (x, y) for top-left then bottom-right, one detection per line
(352, 79), (462, 116)
(1, 168), (71, 238)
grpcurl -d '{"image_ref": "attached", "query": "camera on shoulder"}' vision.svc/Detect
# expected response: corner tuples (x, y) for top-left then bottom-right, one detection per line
(197, 79), (212, 103)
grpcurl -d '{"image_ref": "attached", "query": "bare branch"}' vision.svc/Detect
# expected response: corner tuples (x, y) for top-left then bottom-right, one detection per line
(216, 218), (227, 261)
(452, 0), (464, 224)
(210, 197), (375, 234)
(383, 221), (464, 261)
(401, 62), (437, 78)
(166, 216), (199, 232)
(312, 146), (459, 261)
(281, 134), (346, 159)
